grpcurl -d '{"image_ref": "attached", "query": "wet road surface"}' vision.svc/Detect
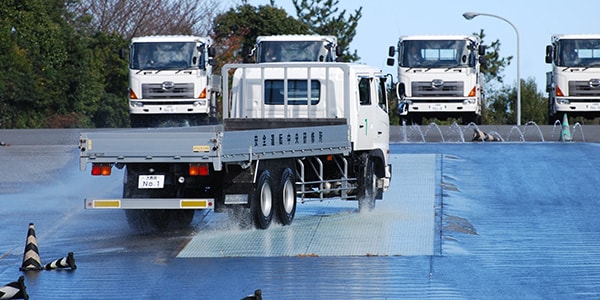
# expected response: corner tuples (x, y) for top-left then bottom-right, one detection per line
(1, 129), (600, 298)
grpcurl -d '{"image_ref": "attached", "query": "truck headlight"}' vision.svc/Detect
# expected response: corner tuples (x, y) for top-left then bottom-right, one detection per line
(131, 101), (144, 107)
(193, 100), (207, 106)
(557, 99), (570, 105)
(463, 99), (476, 105)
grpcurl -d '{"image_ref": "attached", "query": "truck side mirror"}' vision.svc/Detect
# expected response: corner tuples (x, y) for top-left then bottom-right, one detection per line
(386, 58), (395, 66)
(395, 82), (405, 100)
(336, 46), (343, 57)
(478, 45), (486, 56)
(388, 46), (395, 57)
(545, 45), (552, 64)
(208, 46), (216, 58)
(479, 56), (487, 67)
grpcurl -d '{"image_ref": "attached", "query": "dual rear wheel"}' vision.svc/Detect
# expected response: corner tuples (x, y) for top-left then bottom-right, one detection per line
(250, 168), (297, 229)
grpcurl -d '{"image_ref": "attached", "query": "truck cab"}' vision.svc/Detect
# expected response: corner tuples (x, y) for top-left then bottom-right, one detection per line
(387, 35), (486, 124)
(128, 35), (216, 127)
(545, 34), (600, 123)
(225, 63), (390, 162)
(252, 35), (341, 63)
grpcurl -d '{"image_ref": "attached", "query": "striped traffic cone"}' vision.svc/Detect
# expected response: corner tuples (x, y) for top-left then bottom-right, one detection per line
(560, 113), (573, 142)
(0, 276), (28, 300)
(19, 223), (42, 272)
(44, 252), (76, 270)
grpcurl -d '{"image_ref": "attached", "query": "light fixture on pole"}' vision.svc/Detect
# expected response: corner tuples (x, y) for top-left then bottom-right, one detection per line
(463, 12), (521, 126)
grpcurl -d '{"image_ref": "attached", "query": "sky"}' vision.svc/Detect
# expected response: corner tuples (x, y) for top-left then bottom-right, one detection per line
(239, 0), (600, 93)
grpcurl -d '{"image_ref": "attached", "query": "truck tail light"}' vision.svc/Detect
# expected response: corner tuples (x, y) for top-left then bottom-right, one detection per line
(91, 164), (112, 176)
(189, 163), (209, 176)
(556, 86), (565, 97)
(198, 87), (207, 99)
(468, 86), (477, 97)
(129, 88), (138, 99)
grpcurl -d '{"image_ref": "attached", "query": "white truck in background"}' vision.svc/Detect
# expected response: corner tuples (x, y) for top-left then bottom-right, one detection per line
(387, 35), (486, 124)
(252, 35), (341, 63)
(545, 34), (600, 123)
(128, 35), (218, 127)
(80, 62), (392, 231)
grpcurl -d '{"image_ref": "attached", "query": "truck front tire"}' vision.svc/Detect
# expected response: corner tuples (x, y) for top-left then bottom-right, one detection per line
(357, 153), (376, 212)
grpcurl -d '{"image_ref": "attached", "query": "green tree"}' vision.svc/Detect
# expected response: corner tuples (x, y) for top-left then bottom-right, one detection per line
(0, 0), (74, 128)
(292, 0), (362, 62)
(485, 78), (546, 125)
(212, 3), (310, 69)
(476, 29), (513, 85)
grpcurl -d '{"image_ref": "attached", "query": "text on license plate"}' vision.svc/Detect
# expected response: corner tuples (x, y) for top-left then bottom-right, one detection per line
(138, 175), (165, 189)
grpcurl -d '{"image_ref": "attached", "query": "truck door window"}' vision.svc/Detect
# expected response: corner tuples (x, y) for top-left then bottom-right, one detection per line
(376, 78), (388, 112)
(358, 77), (371, 105)
(264, 80), (320, 105)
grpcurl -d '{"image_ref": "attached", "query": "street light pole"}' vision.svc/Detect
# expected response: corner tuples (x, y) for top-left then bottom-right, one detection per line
(463, 12), (521, 126)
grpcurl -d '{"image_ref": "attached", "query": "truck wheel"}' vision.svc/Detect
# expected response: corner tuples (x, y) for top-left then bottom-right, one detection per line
(275, 168), (296, 225)
(251, 170), (274, 229)
(357, 153), (376, 212)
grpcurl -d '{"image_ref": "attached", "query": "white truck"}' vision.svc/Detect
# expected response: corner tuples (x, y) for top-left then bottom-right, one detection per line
(545, 34), (600, 123)
(128, 35), (217, 127)
(252, 35), (341, 63)
(79, 62), (392, 231)
(387, 35), (486, 124)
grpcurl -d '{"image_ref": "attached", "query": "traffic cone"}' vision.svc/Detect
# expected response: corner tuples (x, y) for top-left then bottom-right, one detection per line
(560, 113), (573, 142)
(44, 252), (76, 270)
(0, 276), (29, 300)
(19, 223), (42, 272)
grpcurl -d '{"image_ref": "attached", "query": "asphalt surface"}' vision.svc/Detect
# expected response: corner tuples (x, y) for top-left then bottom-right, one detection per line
(1, 127), (600, 299)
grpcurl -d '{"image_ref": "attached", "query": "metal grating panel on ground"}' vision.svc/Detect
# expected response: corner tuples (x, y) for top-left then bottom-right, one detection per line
(178, 154), (437, 258)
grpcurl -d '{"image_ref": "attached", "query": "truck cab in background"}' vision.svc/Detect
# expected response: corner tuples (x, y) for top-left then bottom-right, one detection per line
(387, 35), (486, 124)
(252, 35), (342, 63)
(545, 34), (600, 123)
(128, 35), (217, 127)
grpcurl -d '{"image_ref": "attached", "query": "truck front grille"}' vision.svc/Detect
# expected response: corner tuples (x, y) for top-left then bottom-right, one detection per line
(569, 80), (600, 97)
(411, 81), (464, 97)
(142, 83), (195, 99)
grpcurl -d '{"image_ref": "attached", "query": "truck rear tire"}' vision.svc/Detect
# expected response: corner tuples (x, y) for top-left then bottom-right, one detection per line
(357, 153), (376, 212)
(251, 170), (274, 229)
(274, 168), (296, 225)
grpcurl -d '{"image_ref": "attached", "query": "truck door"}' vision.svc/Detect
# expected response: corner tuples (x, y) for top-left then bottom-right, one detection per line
(356, 76), (389, 152)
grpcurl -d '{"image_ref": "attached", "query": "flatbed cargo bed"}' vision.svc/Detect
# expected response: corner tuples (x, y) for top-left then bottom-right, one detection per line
(79, 119), (351, 171)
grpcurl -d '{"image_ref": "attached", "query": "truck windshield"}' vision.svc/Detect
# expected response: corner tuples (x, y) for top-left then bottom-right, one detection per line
(400, 40), (470, 68)
(258, 41), (330, 62)
(557, 39), (600, 67)
(130, 42), (197, 70)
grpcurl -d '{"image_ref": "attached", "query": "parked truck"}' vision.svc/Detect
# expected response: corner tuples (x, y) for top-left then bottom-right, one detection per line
(252, 35), (341, 63)
(545, 34), (600, 123)
(128, 35), (217, 127)
(80, 62), (392, 231)
(387, 35), (486, 124)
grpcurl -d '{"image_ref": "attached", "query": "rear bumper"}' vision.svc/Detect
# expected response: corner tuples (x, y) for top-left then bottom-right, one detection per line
(85, 198), (214, 209)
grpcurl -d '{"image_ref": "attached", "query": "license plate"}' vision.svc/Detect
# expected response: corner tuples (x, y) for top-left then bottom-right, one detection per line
(138, 175), (165, 189)
(164, 105), (175, 112)
(431, 104), (443, 111)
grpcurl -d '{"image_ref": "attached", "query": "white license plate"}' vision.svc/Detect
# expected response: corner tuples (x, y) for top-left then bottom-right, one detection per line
(163, 105), (175, 113)
(138, 175), (165, 189)
(431, 104), (443, 111)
